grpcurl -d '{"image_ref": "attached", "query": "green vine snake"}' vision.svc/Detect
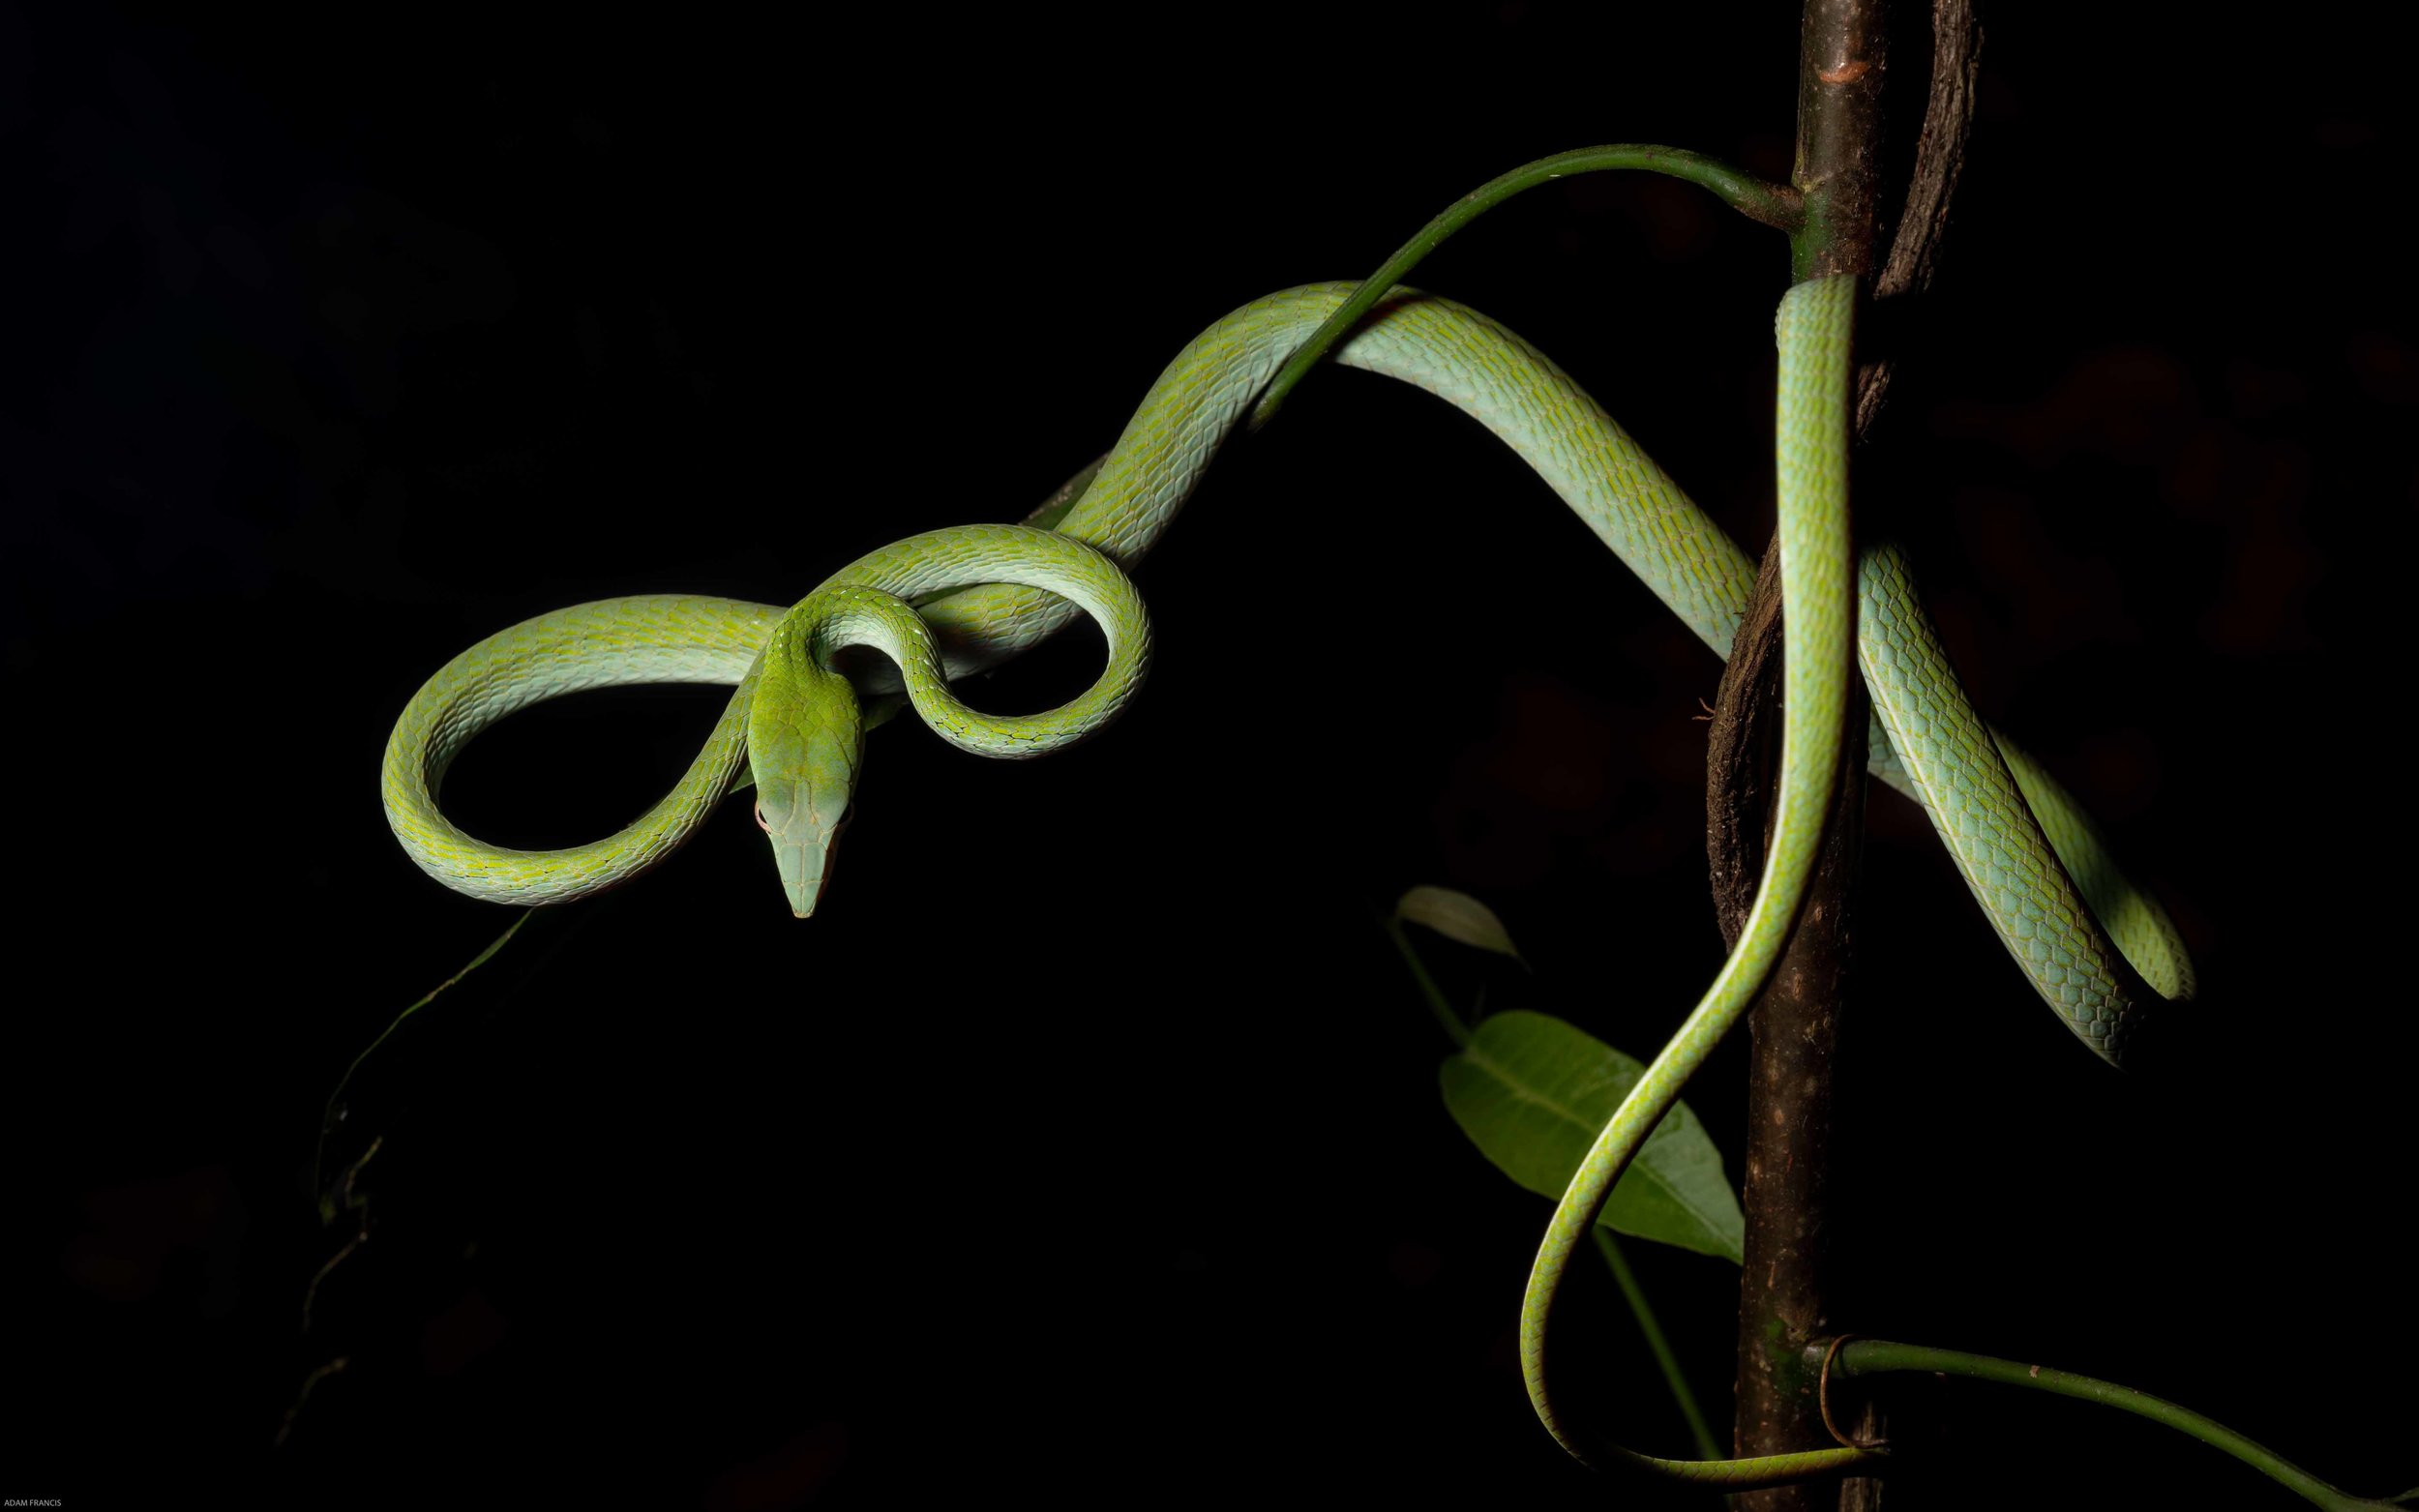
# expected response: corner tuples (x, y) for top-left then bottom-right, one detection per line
(380, 272), (2194, 1488)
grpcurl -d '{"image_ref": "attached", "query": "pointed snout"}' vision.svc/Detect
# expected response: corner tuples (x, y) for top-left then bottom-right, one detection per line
(774, 839), (831, 919)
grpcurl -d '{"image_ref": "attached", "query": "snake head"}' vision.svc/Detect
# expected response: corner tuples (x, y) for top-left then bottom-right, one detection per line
(747, 619), (864, 919)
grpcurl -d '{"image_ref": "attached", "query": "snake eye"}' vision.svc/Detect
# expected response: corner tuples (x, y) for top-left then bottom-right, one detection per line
(754, 800), (770, 833)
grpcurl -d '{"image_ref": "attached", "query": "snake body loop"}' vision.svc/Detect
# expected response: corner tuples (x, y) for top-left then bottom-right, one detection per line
(380, 276), (2193, 1484)
(381, 523), (1146, 908)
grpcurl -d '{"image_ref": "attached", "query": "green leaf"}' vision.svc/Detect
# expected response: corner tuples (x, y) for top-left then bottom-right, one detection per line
(1394, 885), (1528, 967)
(1440, 1009), (1744, 1262)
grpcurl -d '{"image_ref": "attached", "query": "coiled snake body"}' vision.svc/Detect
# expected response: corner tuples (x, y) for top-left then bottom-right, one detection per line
(381, 276), (2192, 1485)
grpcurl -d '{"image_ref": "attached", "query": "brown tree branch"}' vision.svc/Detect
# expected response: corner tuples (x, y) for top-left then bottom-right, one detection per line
(1713, 3), (1982, 1507)
(1716, 559), (1870, 1512)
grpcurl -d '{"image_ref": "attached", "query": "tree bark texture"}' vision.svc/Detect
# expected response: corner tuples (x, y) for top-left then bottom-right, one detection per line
(1715, 5), (1980, 1506)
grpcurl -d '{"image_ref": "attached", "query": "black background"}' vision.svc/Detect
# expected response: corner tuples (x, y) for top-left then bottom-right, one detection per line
(3, 3), (2411, 1508)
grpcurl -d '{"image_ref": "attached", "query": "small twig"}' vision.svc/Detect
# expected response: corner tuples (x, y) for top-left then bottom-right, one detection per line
(312, 911), (534, 1214)
(272, 1355), (350, 1450)
(301, 1135), (383, 1333)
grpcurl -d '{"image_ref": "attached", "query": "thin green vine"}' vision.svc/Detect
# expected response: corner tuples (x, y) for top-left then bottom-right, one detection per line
(1825, 1338), (2405, 1511)
(1248, 145), (1799, 430)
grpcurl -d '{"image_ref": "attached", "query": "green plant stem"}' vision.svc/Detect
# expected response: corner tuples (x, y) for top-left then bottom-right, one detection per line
(1249, 145), (1800, 430)
(1380, 912), (1472, 1049)
(1594, 1229), (1724, 1460)
(311, 910), (532, 1216)
(1830, 1339), (2403, 1511)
